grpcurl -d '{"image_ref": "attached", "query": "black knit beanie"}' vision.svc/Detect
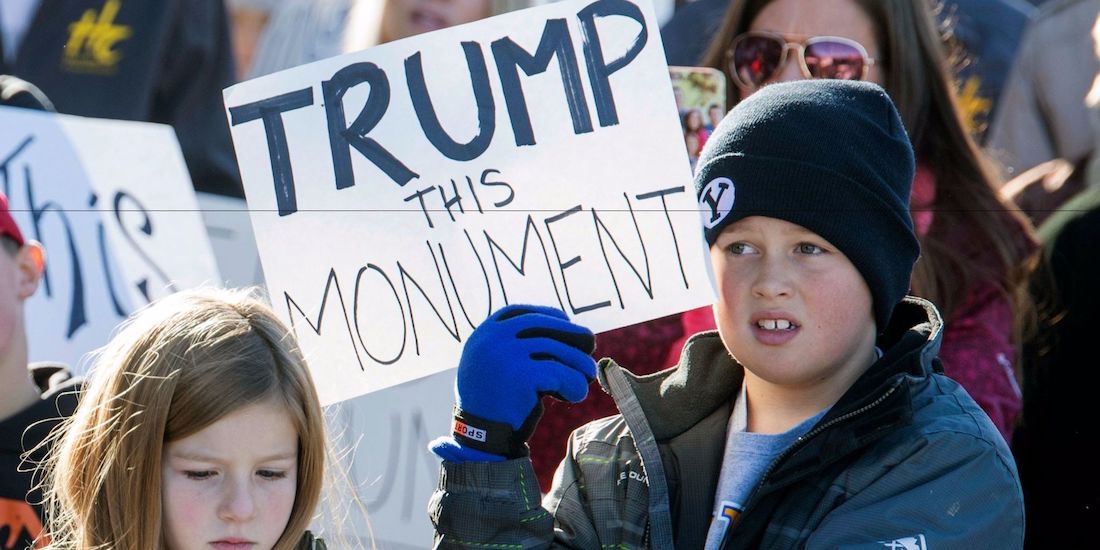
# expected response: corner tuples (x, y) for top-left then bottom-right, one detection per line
(695, 79), (920, 330)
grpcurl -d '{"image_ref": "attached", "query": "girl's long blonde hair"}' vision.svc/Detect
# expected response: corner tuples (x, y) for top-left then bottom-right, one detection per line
(38, 288), (325, 550)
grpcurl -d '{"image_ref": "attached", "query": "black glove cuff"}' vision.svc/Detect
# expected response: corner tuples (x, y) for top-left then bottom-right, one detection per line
(451, 404), (543, 459)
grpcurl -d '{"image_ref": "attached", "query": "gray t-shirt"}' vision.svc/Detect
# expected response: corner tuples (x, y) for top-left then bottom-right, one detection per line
(703, 387), (828, 550)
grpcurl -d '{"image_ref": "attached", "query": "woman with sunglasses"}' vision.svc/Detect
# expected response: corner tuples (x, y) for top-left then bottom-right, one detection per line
(699, 0), (1038, 446)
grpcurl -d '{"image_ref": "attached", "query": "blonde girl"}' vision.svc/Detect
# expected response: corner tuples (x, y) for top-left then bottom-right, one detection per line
(38, 288), (326, 550)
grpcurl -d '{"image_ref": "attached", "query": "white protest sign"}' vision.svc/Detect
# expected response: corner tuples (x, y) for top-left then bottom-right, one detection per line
(317, 371), (454, 548)
(0, 106), (221, 371)
(224, 0), (713, 405)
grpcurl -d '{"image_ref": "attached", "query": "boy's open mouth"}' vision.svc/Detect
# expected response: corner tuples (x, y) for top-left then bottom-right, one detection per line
(756, 319), (798, 331)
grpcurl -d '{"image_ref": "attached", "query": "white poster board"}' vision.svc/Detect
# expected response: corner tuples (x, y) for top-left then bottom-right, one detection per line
(0, 106), (221, 372)
(318, 371), (454, 549)
(225, 0), (713, 405)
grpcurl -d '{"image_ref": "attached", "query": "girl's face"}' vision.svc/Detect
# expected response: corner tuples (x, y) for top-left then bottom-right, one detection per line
(379, 0), (491, 44)
(162, 400), (299, 550)
(710, 216), (877, 408)
(739, 0), (882, 98)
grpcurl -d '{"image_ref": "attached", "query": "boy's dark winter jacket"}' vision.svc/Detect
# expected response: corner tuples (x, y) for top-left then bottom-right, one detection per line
(429, 297), (1024, 549)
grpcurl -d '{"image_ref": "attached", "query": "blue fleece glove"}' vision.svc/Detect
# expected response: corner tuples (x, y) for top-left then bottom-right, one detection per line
(429, 304), (597, 463)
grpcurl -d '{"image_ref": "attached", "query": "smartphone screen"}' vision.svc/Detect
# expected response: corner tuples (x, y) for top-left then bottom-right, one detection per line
(669, 66), (727, 169)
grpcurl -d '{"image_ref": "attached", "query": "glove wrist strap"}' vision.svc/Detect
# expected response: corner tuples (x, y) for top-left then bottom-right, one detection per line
(451, 405), (540, 459)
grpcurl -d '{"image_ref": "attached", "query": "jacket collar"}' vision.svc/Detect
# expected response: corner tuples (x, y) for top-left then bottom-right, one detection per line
(597, 331), (740, 441)
(0, 363), (80, 454)
(752, 297), (943, 490)
(597, 297), (943, 443)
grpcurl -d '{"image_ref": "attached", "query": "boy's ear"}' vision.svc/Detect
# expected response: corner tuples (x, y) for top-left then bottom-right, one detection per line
(15, 240), (45, 300)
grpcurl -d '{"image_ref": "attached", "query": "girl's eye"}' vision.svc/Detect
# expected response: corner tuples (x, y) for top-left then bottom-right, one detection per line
(726, 242), (756, 255)
(797, 243), (825, 255)
(184, 470), (215, 480)
(257, 469), (288, 481)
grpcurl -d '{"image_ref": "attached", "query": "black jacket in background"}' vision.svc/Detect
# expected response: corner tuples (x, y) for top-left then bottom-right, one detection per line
(0, 363), (80, 550)
(1015, 180), (1100, 548)
(1, 0), (242, 197)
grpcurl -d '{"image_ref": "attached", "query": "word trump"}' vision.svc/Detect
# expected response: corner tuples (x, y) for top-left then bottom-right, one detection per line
(227, 0), (648, 216)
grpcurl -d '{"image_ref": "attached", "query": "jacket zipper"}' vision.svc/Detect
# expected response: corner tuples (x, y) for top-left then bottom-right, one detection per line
(728, 378), (904, 537)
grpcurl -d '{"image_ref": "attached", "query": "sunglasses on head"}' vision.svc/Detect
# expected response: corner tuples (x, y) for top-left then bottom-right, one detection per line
(727, 32), (875, 89)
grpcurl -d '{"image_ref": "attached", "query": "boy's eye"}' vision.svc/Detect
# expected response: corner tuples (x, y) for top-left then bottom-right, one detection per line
(797, 243), (825, 255)
(257, 469), (288, 481)
(184, 470), (215, 480)
(726, 242), (757, 255)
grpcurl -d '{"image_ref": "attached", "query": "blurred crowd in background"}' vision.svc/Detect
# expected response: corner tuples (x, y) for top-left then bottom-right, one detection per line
(2, 0), (1098, 548)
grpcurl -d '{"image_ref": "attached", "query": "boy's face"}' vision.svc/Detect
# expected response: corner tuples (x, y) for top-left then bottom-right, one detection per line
(709, 216), (876, 396)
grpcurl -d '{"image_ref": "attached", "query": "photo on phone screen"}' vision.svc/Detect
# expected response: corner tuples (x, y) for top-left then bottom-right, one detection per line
(670, 66), (727, 169)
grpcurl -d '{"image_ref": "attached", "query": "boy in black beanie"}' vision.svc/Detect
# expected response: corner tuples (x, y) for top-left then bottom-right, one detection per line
(428, 80), (1024, 549)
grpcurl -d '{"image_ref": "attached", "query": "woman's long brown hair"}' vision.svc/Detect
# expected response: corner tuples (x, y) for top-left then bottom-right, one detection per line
(701, 0), (1037, 329)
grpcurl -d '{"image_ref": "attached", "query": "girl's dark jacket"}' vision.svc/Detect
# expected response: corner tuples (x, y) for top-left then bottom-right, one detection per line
(429, 297), (1024, 549)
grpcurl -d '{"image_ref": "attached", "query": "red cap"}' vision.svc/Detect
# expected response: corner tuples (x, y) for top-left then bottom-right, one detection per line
(0, 193), (26, 247)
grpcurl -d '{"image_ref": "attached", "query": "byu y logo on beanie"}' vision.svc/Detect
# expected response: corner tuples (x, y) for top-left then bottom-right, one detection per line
(699, 177), (736, 229)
